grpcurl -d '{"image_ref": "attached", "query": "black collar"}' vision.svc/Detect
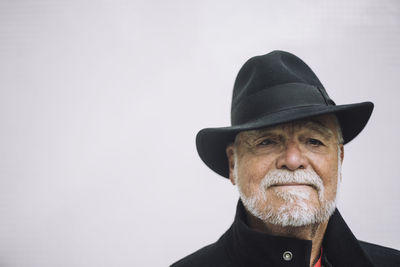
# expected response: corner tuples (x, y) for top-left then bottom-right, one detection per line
(221, 200), (374, 267)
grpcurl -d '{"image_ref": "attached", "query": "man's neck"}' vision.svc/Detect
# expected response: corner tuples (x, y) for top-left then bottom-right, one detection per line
(246, 211), (328, 267)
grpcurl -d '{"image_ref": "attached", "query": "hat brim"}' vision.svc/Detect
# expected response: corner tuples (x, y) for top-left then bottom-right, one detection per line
(196, 102), (373, 178)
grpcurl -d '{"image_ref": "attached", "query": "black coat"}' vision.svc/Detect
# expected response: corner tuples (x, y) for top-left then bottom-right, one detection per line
(171, 201), (400, 267)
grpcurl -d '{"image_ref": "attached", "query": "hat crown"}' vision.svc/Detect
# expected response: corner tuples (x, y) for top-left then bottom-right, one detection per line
(231, 51), (334, 125)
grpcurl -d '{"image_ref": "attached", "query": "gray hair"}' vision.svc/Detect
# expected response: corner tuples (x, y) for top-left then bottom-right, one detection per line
(333, 116), (344, 145)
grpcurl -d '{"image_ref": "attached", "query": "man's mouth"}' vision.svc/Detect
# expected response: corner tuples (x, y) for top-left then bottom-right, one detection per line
(270, 183), (318, 190)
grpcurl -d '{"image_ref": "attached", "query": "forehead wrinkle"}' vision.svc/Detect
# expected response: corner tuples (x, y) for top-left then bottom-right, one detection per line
(259, 119), (335, 139)
(300, 120), (334, 139)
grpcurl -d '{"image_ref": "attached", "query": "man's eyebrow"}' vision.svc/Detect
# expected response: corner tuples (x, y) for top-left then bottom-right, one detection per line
(236, 129), (278, 145)
(246, 128), (279, 138)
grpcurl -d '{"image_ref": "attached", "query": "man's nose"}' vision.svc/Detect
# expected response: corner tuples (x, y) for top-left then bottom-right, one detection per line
(276, 142), (308, 171)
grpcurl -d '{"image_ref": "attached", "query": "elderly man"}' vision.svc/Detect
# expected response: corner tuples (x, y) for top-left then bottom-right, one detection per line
(171, 51), (400, 267)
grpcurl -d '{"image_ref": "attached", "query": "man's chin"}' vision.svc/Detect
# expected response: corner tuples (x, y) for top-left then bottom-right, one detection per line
(242, 199), (336, 227)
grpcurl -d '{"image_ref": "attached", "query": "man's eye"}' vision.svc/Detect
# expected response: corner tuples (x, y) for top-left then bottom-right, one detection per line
(307, 138), (324, 146)
(259, 139), (277, 146)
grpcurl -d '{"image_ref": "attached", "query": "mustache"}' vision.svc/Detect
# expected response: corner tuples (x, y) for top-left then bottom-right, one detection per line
(260, 169), (324, 193)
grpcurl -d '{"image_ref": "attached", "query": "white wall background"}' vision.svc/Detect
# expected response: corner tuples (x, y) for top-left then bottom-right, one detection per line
(0, 0), (399, 266)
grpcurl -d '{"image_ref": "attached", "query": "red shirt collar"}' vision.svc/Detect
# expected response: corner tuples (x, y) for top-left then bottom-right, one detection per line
(313, 248), (322, 267)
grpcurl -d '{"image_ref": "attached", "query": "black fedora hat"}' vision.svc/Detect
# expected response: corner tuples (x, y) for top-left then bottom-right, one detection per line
(196, 50), (374, 178)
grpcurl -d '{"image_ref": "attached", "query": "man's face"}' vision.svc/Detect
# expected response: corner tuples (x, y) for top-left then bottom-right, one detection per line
(226, 114), (344, 227)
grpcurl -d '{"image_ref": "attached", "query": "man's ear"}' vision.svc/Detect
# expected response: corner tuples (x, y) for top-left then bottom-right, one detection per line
(339, 144), (344, 163)
(226, 144), (236, 185)
(338, 144), (344, 182)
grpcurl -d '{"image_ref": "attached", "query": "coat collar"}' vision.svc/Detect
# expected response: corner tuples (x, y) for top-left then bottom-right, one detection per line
(223, 200), (374, 267)
(322, 206), (374, 267)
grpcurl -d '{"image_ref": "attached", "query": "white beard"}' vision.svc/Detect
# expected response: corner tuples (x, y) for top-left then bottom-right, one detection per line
(234, 153), (341, 227)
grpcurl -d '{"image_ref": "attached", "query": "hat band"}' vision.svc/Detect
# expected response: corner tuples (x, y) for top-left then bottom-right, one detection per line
(231, 83), (330, 125)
